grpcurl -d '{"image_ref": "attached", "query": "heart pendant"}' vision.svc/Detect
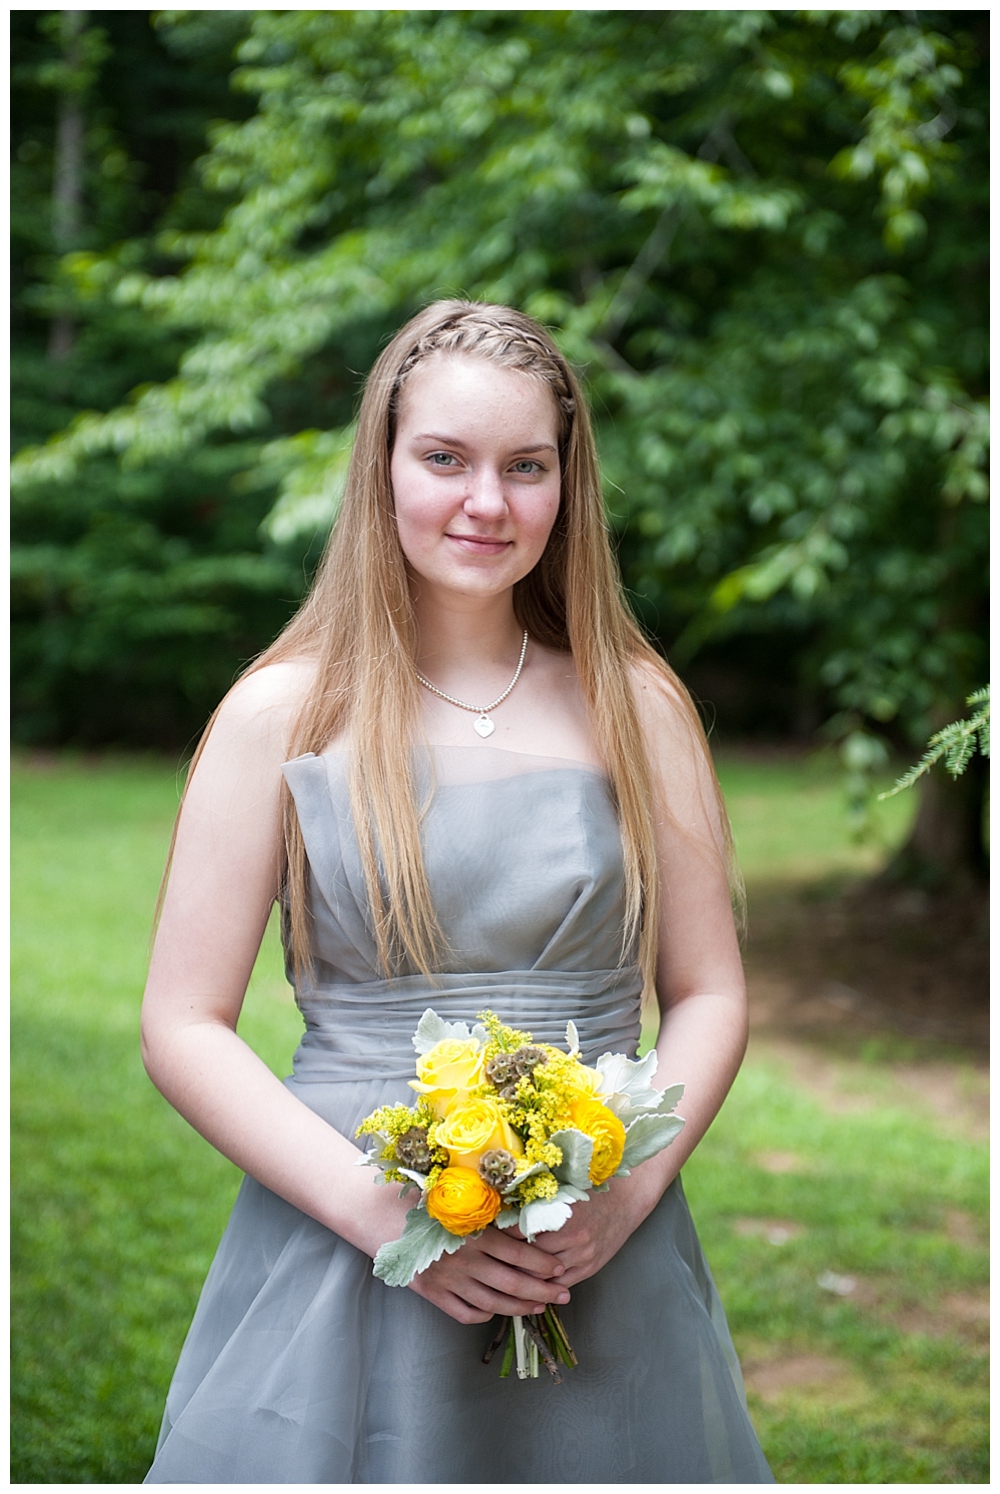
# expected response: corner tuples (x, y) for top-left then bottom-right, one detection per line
(474, 715), (495, 738)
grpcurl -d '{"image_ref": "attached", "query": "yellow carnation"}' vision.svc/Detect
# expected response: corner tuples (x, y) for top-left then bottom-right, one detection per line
(409, 1038), (486, 1119)
(425, 1166), (501, 1235)
(568, 1097), (626, 1185)
(434, 1097), (524, 1171)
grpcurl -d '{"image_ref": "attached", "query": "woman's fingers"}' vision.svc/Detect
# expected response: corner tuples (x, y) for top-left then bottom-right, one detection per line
(454, 1281), (551, 1320)
(410, 1231), (573, 1324)
(478, 1226), (565, 1277)
(411, 1272), (555, 1326)
(424, 1286), (493, 1325)
(469, 1254), (571, 1307)
(437, 1249), (570, 1308)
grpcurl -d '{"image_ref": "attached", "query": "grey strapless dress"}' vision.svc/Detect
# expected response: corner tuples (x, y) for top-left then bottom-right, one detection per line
(145, 746), (773, 1484)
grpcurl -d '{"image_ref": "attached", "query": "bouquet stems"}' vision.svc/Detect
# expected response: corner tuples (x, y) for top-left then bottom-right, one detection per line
(482, 1308), (577, 1383)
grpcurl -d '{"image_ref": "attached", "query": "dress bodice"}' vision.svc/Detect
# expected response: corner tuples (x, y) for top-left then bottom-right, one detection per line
(280, 745), (633, 981)
(279, 745), (644, 1078)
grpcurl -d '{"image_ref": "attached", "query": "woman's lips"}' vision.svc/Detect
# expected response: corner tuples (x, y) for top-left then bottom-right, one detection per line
(446, 534), (512, 555)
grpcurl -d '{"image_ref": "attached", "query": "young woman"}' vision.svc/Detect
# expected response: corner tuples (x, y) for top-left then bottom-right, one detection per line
(141, 301), (773, 1483)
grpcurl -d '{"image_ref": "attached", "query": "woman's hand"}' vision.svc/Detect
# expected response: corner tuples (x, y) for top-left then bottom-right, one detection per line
(526, 1166), (663, 1288)
(408, 1225), (572, 1325)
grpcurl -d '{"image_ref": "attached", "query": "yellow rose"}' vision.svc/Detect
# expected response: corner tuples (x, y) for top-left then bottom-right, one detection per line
(409, 1038), (486, 1119)
(433, 1097), (524, 1171)
(568, 1097), (626, 1185)
(425, 1166), (501, 1235)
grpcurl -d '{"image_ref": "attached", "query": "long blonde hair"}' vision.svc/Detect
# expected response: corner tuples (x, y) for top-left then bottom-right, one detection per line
(165, 300), (737, 994)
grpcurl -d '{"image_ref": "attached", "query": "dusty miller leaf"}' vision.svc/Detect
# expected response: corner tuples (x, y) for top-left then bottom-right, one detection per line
(549, 1128), (595, 1190)
(621, 1112), (686, 1169)
(372, 1204), (465, 1287)
(502, 1160), (547, 1196)
(412, 1008), (479, 1055)
(519, 1186), (589, 1241)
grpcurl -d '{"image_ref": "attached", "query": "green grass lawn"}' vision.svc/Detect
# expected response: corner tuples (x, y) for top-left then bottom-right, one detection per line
(715, 745), (915, 885)
(11, 751), (987, 1482)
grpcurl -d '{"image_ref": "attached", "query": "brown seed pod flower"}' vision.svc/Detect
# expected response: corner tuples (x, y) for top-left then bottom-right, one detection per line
(510, 1045), (548, 1078)
(485, 1053), (517, 1088)
(478, 1148), (518, 1189)
(395, 1126), (434, 1172)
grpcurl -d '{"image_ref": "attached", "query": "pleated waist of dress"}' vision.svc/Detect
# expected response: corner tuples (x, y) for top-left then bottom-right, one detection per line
(290, 965), (645, 1082)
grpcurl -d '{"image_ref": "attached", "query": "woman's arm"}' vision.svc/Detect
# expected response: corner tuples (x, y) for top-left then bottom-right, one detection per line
(141, 663), (569, 1324)
(529, 665), (748, 1285)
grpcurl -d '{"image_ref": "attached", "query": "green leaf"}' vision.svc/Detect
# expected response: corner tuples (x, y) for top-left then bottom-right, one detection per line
(257, 425), (354, 546)
(412, 1008), (484, 1055)
(621, 1112), (685, 1170)
(371, 1204), (464, 1287)
(878, 687), (990, 799)
(549, 1129), (594, 1190)
(519, 1185), (588, 1242)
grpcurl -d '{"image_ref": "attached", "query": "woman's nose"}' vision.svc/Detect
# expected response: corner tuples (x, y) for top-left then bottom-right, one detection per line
(463, 466), (507, 518)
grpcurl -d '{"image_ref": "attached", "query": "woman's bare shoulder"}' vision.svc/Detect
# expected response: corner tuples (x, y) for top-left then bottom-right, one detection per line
(626, 653), (727, 829)
(224, 657), (320, 715)
(203, 657), (321, 765)
(627, 654), (701, 747)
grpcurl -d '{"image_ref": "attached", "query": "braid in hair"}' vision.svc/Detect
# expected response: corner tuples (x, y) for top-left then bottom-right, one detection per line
(389, 309), (577, 448)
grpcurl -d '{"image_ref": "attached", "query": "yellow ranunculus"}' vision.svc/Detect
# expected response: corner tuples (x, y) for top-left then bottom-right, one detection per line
(425, 1166), (501, 1235)
(409, 1039), (486, 1119)
(568, 1097), (626, 1185)
(433, 1097), (524, 1172)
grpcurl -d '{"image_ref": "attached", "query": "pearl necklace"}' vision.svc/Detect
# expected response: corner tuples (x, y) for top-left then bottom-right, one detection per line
(414, 631), (529, 738)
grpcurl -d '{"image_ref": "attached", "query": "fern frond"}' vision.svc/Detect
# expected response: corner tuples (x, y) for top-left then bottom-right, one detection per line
(878, 688), (990, 800)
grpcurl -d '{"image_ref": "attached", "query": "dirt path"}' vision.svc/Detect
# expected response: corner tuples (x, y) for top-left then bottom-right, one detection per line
(741, 877), (988, 1140)
(735, 876), (988, 1401)
(742, 875), (988, 1048)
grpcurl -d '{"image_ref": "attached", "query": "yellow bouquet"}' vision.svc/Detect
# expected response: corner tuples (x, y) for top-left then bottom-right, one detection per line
(357, 1009), (684, 1380)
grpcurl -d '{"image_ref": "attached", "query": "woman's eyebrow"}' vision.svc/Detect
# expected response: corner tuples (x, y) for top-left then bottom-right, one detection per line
(411, 432), (558, 454)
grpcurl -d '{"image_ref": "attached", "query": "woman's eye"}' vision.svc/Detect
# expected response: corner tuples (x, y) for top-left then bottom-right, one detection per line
(512, 460), (542, 475)
(428, 452), (458, 467)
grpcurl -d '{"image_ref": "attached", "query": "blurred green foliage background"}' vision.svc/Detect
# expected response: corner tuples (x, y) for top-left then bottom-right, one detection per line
(12, 14), (986, 793)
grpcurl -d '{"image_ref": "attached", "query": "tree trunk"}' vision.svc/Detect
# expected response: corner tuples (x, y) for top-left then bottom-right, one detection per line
(886, 749), (989, 888)
(48, 10), (86, 362)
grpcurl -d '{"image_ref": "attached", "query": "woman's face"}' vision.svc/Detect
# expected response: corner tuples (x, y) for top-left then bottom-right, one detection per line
(389, 353), (562, 607)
